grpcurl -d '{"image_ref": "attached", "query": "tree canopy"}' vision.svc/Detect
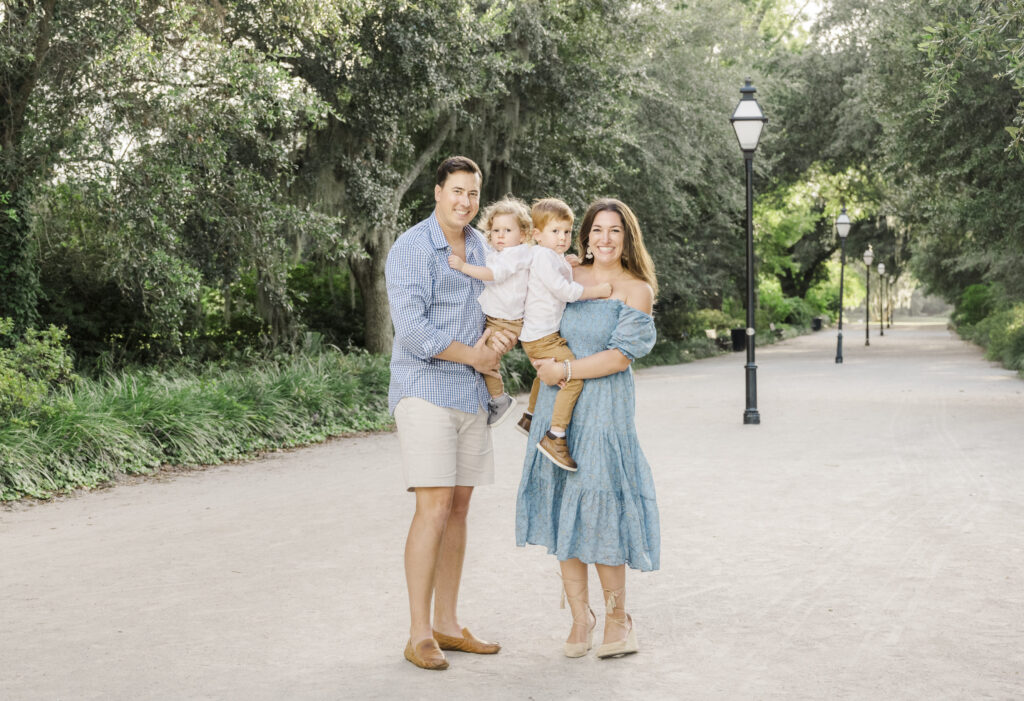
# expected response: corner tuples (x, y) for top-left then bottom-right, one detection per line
(3, 0), (1021, 365)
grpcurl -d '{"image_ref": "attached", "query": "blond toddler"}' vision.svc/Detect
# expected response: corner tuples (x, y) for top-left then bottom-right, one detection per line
(448, 196), (535, 427)
(513, 199), (610, 470)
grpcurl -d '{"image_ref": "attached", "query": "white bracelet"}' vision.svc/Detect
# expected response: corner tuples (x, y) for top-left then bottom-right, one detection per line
(563, 359), (572, 383)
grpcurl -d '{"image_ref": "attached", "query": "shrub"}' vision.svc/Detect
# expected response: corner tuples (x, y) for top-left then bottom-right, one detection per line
(975, 303), (1024, 366)
(500, 347), (536, 395)
(757, 280), (790, 325)
(1005, 324), (1024, 372)
(0, 319), (79, 422)
(686, 308), (744, 336)
(0, 347), (393, 499)
(784, 297), (818, 327)
(953, 283), (997, 328)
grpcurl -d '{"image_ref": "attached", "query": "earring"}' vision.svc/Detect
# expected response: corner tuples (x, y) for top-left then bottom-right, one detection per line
(585, 246), (594, 260)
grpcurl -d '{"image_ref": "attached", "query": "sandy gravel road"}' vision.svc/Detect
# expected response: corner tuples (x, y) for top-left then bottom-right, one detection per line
(2, 317), (1022, 701)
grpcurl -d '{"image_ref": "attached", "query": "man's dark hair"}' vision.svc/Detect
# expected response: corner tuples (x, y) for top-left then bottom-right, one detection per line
(436, 156), (482, 187)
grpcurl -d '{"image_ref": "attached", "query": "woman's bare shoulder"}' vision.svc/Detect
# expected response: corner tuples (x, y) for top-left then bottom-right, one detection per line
(571, 264), (595, 285)
(619, 278), (653, 315)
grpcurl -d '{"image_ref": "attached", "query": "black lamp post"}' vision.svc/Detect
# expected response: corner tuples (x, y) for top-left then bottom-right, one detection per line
(863, 246), (874, 346)
(888, 275), (894, 327)
(730, 78), (768, 426)
(877, 262), (886, 336)
(835, 207), (851, 364)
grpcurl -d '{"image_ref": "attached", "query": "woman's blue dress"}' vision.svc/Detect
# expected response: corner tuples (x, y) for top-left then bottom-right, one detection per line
(515, 298), (661, 572)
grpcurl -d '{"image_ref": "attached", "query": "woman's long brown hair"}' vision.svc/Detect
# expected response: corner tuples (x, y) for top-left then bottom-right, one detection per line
(577, 198), (658, 300)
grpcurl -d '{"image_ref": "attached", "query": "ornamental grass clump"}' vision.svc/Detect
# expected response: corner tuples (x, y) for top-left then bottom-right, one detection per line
(0, 348), (393, 500)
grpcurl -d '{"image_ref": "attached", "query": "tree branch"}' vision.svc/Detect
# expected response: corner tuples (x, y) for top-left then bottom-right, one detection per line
(390, 111), (456, 214)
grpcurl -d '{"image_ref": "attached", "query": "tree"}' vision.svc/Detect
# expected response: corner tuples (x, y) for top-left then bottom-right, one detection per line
(1, 0), (137, 330)
(865, 0), (1024, 300)
(229, 0), (501, 353)
(27, 4), (348, 357)
(920, 0), (1024, 159)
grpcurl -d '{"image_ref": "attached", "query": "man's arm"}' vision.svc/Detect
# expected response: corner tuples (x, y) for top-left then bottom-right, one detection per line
(386, 240), (456, 360)
(434, 329), (505, 378)
(388, 239), (514, 376)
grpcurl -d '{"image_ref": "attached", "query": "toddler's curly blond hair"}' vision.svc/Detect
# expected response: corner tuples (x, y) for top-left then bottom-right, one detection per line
(478, 195), (533, 244)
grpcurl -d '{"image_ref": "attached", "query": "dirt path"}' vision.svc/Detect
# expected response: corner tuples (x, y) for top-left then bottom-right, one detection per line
(2, 317), (1022, 700)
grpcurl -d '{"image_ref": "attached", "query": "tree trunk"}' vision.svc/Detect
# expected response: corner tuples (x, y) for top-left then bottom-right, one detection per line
(0, 187), (41, 330)
(349, 242), (392, 354)
(254, 268), (292, 347)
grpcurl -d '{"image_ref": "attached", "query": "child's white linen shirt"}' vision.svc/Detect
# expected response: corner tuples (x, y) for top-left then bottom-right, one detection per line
(519, 247), (585, 342)
(478, 244), (534, 321)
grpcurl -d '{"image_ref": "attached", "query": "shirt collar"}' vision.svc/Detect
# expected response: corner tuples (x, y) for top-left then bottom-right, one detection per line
(428, 211), (481, 252)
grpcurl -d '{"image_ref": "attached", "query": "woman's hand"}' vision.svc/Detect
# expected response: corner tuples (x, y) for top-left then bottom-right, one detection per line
(532, 357), (567, 388)
(564, 253), (582, 267)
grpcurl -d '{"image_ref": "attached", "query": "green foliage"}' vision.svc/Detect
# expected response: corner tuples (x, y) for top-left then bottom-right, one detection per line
(953, 283), (998, 328)
(757, 277), (822, 326)
(958, 302), (1024, 374)
(635, 336), (724, 368)
(920, 0), (1024, 159)
(0, 318), (79, 423)
(286, 263), (366, 348)
(0, 348), (392, 500)
(687, 309), (745, 335)
(1, 0), (134, 328)
(500, 348), (536, 397)
(31, 5), (349, 357)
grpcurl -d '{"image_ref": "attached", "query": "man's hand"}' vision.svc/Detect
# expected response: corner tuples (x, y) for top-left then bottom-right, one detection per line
(471, 329), (502, 378)
(448, 254), (465, 272)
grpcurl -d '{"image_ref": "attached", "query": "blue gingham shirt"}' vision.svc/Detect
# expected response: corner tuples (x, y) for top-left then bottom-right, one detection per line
(386, 212), (491, 414)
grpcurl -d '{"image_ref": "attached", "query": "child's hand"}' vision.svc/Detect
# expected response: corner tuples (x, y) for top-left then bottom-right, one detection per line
(448, 254), (465, 271)
(564, 253), (582, 267)
(595, 282), (612, 298)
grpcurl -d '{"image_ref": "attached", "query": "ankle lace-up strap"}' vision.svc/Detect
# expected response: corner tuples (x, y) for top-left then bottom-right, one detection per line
(559, 573), (593, 625)
(603, 587), (630, 630)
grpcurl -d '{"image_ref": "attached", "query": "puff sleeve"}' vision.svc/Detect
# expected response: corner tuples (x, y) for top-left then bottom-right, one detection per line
(606, 304), (657, 361)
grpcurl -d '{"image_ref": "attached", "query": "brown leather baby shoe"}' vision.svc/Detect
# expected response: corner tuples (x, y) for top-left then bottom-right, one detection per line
(515, 412), (532, 436)
(537, 432), (577, 471)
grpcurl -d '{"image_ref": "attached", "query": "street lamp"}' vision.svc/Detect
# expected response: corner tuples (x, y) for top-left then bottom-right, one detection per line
(863, 245), (874, 346)
(877, 262), (886, 336)
(888, 275), (895, 327)
(834, 206), (851, 364)
(730, 78), (768, 426)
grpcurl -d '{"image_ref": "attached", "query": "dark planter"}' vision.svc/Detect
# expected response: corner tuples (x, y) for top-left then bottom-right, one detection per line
(731, 327), (746, 351)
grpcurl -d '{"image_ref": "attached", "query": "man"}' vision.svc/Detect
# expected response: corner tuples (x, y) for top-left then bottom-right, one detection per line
(385, 156), (514, 671)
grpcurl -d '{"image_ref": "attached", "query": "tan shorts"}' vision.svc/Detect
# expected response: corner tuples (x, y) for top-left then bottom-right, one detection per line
(394, 397), (494, 492)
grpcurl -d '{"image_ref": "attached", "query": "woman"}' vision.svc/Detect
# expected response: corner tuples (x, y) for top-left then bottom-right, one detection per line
(515, 198), (660, 659)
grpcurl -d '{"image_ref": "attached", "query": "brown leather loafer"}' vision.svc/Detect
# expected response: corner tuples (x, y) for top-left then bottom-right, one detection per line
(404, 637), (449, 670)
(432, 627), (501, 654)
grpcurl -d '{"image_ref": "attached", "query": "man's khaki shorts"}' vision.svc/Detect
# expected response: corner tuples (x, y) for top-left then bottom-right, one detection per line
(394, 397), (494, 492)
